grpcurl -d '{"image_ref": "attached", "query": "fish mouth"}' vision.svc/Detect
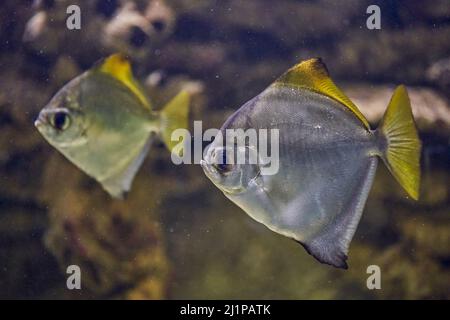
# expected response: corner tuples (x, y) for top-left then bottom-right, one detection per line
(34, 118), (43, 128)
(201, 159), (224, 189)
(201, 144), (223, 179)
(34, 113), (47, 131)
(34, 109), (50, 128)
(200, 159), (210, 172)
(200, 159), (217, 177)
(201, 144), (211, 170)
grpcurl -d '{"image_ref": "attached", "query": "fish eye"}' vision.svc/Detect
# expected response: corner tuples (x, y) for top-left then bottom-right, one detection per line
(213, 162), (234, 173)
(50, 111), (71, 131)
(214, 150), (234, 173)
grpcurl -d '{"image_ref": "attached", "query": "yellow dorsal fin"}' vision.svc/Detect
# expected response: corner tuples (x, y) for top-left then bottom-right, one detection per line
(274, 58), (370, 128)
(97, 53), (151, 109)
(378, 85), (421, 200)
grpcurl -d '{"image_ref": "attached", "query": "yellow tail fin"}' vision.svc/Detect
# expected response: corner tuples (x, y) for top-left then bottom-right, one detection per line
(160, 90), (190, 156)
(377, 85), (421, 200)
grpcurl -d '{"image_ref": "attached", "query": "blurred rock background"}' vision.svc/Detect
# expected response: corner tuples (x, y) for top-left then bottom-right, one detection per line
(0, 0), (448, 299)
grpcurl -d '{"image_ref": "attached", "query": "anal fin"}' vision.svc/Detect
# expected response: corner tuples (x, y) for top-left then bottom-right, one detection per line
(294, 157), (378, 269)
(100, 136), (154, 199)
(296, 236), (349, 269)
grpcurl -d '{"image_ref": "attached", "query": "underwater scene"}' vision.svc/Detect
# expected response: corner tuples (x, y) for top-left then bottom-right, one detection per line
(0, 0), (449, 300)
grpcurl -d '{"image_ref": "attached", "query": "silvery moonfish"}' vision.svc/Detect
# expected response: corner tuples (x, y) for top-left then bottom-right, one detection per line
(201, 58), (421, 269)
(35, 54), (190, 198)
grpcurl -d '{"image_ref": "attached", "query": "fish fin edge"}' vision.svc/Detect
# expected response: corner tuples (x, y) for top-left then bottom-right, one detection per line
(295, 239), (349, 269)
(94, 53), (152, 110)
(377, 85), (421, 200)
(274, 57), (370, 129)
(292, 158), (378, 270)
(99, 136), (154, 199)
(159, 90), (191, 156)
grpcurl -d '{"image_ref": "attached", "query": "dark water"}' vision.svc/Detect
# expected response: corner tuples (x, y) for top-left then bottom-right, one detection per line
(0, 0), (449, 299)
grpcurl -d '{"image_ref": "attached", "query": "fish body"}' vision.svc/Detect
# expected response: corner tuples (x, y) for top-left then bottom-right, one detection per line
(35, 54), (190, 198)
(201, 58), (421, 268)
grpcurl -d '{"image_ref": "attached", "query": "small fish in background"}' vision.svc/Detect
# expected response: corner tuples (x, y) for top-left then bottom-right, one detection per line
(201, 58), (421, 269)
(35, 53), (190, 198)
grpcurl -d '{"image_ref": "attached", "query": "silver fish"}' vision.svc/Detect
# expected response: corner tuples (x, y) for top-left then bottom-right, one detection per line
(35, 54), (190, 198)
(201, 58), (421, 268)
